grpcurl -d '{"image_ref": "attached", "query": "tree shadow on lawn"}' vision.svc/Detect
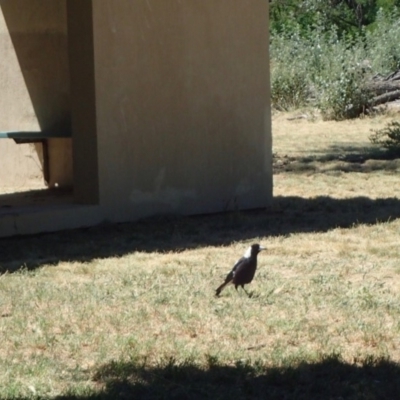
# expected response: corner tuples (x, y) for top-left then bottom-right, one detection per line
(1, 194), (400, 273)
(52, 354), (400, 399)
(274, 145), (400, 174)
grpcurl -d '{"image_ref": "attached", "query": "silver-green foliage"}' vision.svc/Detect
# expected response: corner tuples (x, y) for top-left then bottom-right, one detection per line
(311, 27), (370, 120)
(270, 9), (400, 120)
(270, 28), (312, 111)
(366, 9), (400, 75)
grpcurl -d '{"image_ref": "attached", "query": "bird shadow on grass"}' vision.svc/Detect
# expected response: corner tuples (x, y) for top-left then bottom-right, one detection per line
(47, 354), (400, 400)
(1, 194), (400, 273)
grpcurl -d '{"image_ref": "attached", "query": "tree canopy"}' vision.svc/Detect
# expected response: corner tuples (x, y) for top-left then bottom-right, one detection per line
(270, 0), (400, 35)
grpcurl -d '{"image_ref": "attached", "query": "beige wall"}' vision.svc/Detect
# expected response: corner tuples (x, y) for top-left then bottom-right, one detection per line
(0, 0), (271, 237)
(0, 141), (44, 189)
(0, 0), (72, 188)
(92, 0), (272, 220)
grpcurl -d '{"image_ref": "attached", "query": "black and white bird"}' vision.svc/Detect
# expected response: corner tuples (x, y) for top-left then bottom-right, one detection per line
(215, 243), (265, 297)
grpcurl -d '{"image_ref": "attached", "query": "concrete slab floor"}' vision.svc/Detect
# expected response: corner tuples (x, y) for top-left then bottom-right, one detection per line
(0, 187), (74, 214)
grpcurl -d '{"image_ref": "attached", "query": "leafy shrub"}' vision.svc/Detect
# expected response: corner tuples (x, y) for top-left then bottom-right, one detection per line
(365, 8), (400, 75)
(271, 67), (310, 111)
(370, 121), (400, 153)
(270, 8), (399, 120)
(316, 64), (371, 120)
(270, 29), (312, 110)
(310, 28), (371, 120)
(270, 25), (370, 119)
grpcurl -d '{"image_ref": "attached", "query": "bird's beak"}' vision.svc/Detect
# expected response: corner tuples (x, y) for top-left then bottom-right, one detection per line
(259, 246), (266, 251)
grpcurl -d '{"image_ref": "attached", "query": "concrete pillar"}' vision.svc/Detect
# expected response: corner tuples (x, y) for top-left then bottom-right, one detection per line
(67, 0), (99, 204)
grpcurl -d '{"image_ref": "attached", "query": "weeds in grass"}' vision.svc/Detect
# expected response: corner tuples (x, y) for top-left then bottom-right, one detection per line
(370, 120), (400, 153)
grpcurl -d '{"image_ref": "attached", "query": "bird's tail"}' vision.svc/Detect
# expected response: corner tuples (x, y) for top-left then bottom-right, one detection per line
(215, 282), (228, 297)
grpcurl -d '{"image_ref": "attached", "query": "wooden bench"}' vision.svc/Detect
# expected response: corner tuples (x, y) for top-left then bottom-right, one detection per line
(0, 130), (72, 183)
(0, 130), (71, 143)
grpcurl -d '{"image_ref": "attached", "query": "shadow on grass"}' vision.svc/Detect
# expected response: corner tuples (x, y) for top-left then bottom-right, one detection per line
(51, 354), (400, 399)
(274, 145), (400, 174)
(1, 194), (400, 273)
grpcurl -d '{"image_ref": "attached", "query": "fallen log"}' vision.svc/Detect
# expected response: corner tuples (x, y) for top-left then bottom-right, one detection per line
(367, 80), (400, 96)
(369, 89), (400, 107)
(365, 69), (400, 108)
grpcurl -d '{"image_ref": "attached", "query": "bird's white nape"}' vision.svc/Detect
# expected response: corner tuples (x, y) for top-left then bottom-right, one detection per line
(243, 246), (252, 258)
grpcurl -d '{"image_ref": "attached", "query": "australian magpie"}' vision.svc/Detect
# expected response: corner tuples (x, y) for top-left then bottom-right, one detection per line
(215, 243), (265, 297)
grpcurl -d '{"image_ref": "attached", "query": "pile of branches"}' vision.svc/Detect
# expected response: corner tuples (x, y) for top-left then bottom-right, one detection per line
(368, 69), (400, 108)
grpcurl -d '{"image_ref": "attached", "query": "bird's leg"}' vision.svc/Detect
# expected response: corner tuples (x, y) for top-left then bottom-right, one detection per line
(242, 286), (253, 298)
(235, 285), (245, 297)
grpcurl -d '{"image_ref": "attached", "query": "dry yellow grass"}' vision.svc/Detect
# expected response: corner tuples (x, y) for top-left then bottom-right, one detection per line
(1, 112), (400, 398)
(273, 111), (400, 198)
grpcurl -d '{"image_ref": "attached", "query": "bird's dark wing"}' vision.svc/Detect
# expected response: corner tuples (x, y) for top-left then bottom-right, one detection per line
(232, 257), (248, 274)
(233, 256), (257, 285)
(222, 269), (234, 284)
(225, 256), (246, 281)
(215, 256), (248, 297)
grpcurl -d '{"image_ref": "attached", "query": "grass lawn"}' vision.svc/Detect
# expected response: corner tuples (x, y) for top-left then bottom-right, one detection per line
(1, 112), (400, 399)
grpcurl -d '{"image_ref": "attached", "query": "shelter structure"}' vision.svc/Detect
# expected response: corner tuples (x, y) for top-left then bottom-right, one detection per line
(0, 0), (271, 237)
